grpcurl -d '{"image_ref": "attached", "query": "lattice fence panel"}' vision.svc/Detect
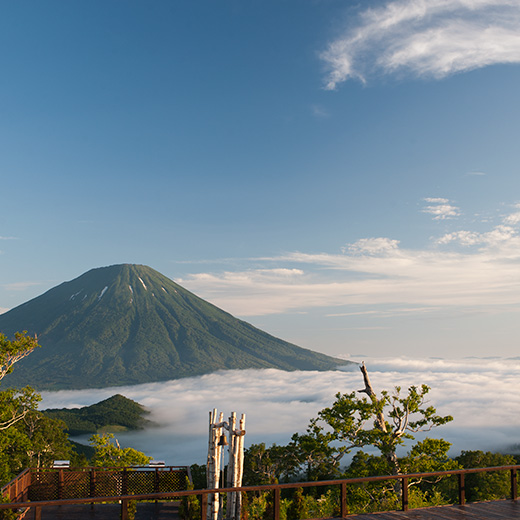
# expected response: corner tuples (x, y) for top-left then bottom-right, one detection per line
(27, 467), (189, 501)
(29, 471), (58, 501)
(158, 469), (188, 492)
(61, 471), (90, 499)
(94, 470), (123, 497)
(127, 470), (155, 494)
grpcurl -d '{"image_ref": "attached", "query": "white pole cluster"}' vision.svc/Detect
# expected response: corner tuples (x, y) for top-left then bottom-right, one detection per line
(207, 409), (246, 520)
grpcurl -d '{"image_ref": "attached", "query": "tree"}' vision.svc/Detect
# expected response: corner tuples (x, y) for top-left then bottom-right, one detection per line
(293, 363), (453, 477)
(0, 411), (72, 484)
(19, 411), (72, 469)
(289, 423), (339, 481)
(0, 332), (40, 431)
(0, 331), (75, 486)
(455, 451), (517, 501)
(89, 433), (151, 467)
(0, 332), (39, 381)
(243, 443), (300, 485)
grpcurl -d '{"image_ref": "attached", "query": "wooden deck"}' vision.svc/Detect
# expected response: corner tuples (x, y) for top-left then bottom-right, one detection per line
(17, 500), (520, 520)
(21, 501), (180, 519)
(347, 500), (520, 519)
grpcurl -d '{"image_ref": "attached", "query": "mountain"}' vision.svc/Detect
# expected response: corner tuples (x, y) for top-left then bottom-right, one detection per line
(43, 394), (151, 435)
(0, 264), (346, 389)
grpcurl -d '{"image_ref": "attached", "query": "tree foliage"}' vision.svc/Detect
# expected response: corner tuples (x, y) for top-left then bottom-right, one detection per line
(292, 364), (453, 477)
(0, 332), (41, 432)
(243, 443), (300, 485)
(0, 331), (74, 486)
(0, 331), (39, 382)
(455, 450), (517, 501)
(89, 433), (151, 467)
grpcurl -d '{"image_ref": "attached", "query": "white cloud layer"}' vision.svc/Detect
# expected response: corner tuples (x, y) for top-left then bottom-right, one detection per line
(39, 358), (520, 465)
(322, 0), (520, 88)
(176, 202), (520, 319)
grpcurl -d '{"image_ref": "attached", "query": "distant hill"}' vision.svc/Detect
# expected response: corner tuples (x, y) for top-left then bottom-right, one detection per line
(43, 394), (151, 435)
(0, 264), (347, 389)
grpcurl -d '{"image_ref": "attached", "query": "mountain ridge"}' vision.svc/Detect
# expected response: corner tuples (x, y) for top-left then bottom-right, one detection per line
(0, 264), (347, 390)
(42, 394), (151, 435)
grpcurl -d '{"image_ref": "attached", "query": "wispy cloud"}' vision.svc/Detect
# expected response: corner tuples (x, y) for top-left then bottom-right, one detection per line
(311, 104), (330, 118)
(0, 236), (18, 240)
(422, 197), (460, 220)
(502, 203), (520, 224)
(3, 281), (42, 291)
(39, 358), (520, 464)
(177, 202), (520, 317)
(321, 0), (520, 88)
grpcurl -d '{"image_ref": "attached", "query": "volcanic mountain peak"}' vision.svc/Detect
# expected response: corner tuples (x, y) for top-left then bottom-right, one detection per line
(0, 264), (347, 390)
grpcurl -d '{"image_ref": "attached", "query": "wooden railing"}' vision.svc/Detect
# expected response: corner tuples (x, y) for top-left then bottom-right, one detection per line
(1, 464), (519, 519)
(1, 468), (31, 502)
(28, 465), (189, 501)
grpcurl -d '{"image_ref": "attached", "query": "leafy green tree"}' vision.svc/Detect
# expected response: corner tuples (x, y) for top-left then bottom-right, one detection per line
(1, 331), (111, 484)
(0, 331), (61, 486)
(243, 443), (300, 485)
(188, 463), (207, 490)
(0, 411), (72, 484)
(179, 476), (201, 520)
(455, 451), (517, 501)
(286, 487), (306, 520)
(19, 411), (71, 468)
(400, 438), (460, 507)
(0, 332), (39, 381)
(89, 433), (151, 467)
(0, 332), (40, 432)
(339, 440), (459, 513)
(289, 422), (340, 481)
(294, 364), (453, 477)
(342, 452), (397, 513)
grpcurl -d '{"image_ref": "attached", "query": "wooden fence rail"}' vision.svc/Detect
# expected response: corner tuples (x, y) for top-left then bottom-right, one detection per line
(1, 464), (519, 519)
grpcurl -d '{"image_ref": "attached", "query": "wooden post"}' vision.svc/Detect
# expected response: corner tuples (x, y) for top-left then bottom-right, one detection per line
(340, 482), (348, 517)
(208, 409), (224, 520)
(273, 488), (280, 520)
(207, 409), (216, 520)
(121, 499), (129, 520)
(208, 410), (246, 520)
(236, 414), (246, 520)
(216, 411), (224, 520)
(122, 468), (128, 495)
(511, 468), (518, 500)
(58, 469), (64, 500)
(401, 477), (408, 511)
(226, 412), (236, 520)
(90, 468), (96, 509)
(34, 506), (42, 520)
(201, 493), (208, 520)
(458, 473), (466, 505)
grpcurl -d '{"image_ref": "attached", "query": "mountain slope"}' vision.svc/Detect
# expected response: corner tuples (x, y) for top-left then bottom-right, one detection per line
(43, 394), (151, 435)
(0, 264), (346, 389)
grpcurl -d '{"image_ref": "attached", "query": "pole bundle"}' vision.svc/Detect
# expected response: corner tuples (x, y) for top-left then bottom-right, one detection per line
(207, 409), (246, 520)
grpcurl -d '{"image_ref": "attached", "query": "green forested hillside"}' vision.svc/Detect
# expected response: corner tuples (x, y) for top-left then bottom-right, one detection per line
(43, 394), (151, 435)
(0, 264), (347, 390)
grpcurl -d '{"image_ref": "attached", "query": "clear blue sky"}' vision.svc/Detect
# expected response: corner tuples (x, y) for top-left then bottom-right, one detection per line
(2, 0), (520, 359)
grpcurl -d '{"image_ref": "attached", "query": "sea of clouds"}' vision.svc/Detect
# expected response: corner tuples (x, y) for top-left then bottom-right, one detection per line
(39, 357), (520, 466)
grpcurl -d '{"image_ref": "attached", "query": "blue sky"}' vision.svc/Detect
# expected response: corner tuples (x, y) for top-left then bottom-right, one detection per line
(2, 0), (520, 359)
